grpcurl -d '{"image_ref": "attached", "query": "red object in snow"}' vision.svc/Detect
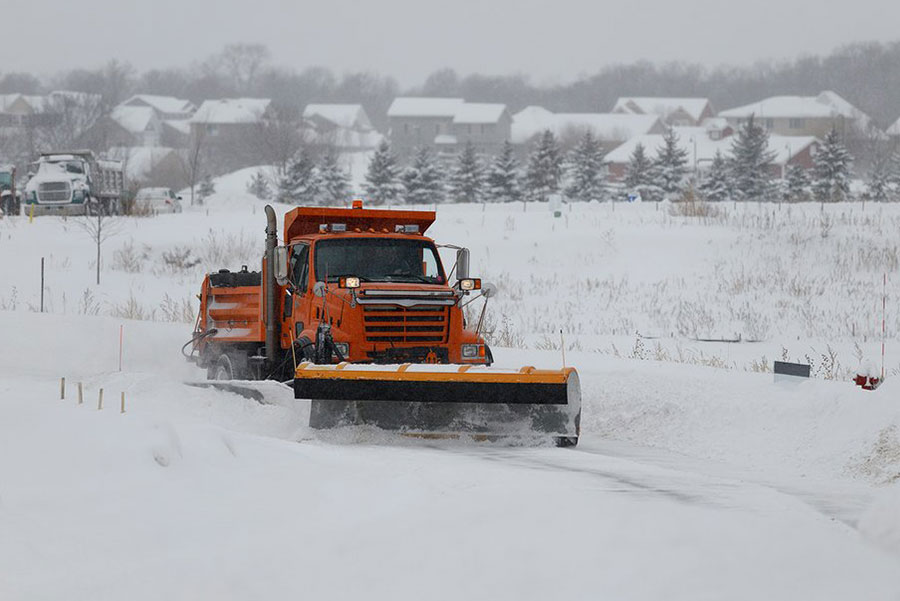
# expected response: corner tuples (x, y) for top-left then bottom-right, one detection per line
(854, 374), (881, 390)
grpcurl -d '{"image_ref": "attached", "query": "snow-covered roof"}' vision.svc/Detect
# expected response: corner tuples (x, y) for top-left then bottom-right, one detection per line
(604, 128), (731, 165)
(434, 134), (458, 145)
(613, 97), (711, 122)
(720, 91), (871, 125)
(122, 94), (195, 116)
(303, 104), (372, 130)
(604, 130), (817, 167)
(512, 106), (661, 144)
(452, 103), (507, 124)
(110, 106), (157, 133)
(189, 98), (271, 124)
(767, 135), (819, 164)
(388, 97), (465, 118)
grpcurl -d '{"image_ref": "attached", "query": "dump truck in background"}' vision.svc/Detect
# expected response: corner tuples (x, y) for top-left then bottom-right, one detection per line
(23, 150), (124, 216)
(0, 165), (21, 217)
(186, 201), (581, 445)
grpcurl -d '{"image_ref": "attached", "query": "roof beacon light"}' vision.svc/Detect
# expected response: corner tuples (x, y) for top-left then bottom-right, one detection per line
(395, 224), (420, 234)
(352, 199), (364, 209)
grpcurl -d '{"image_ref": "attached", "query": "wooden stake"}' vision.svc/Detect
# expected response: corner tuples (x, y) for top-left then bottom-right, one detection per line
(120, 392), (125, 414)
(77, 382), (83, 405)
(98, 388), (104, 411)
(60, 377), (65, 400)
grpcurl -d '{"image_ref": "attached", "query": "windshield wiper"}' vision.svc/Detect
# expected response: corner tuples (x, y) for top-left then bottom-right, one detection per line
(326, 274), (371, 282)
(383, 274), (434, 283)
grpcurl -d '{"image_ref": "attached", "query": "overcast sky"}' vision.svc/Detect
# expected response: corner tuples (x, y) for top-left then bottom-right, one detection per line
(8, 0), (900, 85)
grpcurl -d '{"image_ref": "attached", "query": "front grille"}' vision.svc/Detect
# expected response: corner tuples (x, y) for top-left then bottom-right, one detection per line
(38, 181), (71, 203)
(363, 305), (449, 343)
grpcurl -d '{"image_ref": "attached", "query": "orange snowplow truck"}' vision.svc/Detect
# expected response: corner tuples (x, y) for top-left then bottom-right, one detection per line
(188, 202), (581, 444)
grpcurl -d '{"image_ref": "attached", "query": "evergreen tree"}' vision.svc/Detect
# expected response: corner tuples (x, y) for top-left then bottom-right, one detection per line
(198, 174), (215, 202)
(624, 143), (662, 201)
(783, 164), (811, 202)
(402, 146), (445, 204)
(653, 127), (689, 196)
(565, 131), (606, 202)
(698, 150), (730, 202)
(364, 140), (403, 204)
(449, 142), (484, 203)
(888, 150), (900, 191)
(485, 140), (521, 203)
(866, 156), (891, 202)
(524, 129), (563, 201)
(246, 170), (271, 200)
(318, 151), (351, 205)
(278, 147), (319, 204)
(729, 115), (776, 201)
(812, 127), (853, 203)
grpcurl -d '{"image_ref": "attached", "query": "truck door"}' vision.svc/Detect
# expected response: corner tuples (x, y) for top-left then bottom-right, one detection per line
(282, 243), (312, 347)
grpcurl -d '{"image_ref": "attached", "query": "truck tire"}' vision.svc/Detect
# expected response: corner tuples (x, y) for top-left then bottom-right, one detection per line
(211, 352), (249, 381)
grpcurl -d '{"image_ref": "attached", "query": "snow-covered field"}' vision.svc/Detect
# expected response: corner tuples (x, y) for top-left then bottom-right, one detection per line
(2, 170), (900, 599)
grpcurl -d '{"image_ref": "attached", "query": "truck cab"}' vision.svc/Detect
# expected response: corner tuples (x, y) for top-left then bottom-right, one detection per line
(279, 210), (488, 365)
(0, 166), (20, 216)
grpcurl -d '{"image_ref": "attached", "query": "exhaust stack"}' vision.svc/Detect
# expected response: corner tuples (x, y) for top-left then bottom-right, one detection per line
(264, 205), (279, 366)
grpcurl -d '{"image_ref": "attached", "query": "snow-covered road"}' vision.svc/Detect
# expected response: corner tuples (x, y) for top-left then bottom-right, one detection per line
(1, 314), (899, 600)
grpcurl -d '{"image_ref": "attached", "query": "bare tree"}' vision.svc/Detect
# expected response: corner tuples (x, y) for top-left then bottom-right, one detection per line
(76, 212), (122, 285)
(216, 44), (270, 94)
(36, 92), (105, 151)
(180, 124), (208, 206)
(250, 105), (305, 178)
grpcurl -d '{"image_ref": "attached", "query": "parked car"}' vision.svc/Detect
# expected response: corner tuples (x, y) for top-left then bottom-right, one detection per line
(135, 187), (183, 214)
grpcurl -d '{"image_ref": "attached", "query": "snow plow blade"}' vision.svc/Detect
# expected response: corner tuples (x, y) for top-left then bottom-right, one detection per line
(294, 363), (582, 445)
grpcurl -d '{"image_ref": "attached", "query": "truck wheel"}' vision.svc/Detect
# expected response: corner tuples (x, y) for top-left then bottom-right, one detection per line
(211, 352), (249, 381)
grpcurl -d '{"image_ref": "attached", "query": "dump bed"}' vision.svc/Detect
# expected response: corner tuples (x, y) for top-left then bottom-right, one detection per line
(199, 270), (265, 343)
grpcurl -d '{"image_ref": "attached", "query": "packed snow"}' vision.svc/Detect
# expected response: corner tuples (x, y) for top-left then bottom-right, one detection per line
(1, 169), (899, 599)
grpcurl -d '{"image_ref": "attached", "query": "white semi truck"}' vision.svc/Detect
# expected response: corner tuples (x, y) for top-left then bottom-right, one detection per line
(24, 151), (124, 216)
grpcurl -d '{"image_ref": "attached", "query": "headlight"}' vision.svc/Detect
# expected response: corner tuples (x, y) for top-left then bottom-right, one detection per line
(461, 344), (481, 358)
(339, 276), (360, 289)
(333, 342), (349, 359)
(459, 278), (481, 291)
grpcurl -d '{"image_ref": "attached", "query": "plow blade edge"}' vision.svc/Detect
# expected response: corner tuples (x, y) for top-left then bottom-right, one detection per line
(294, 363), (582, 444)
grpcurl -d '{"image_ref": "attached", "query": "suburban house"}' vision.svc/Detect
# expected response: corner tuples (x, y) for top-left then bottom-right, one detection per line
(444, 103), (511, 156)
(604, 128), (818, 182)
(0, 94), (56, 129)
(302, 103), (383, 150)
(511, 105), (663, 152)
(119, 94), (196, 148)
(188, 98), (273, 172)
(120, 94), (195, 120)
(387, 97), (512, 159)
(612, 97), (715, 126)
(718, 91), (877, 138)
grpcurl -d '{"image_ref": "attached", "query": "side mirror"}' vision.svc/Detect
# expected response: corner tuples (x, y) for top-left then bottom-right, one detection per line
(273, 246), (289, 286)
(313, 281), (327, 297)
(456, 247), (470, 281)
(481, 282), (497, 299)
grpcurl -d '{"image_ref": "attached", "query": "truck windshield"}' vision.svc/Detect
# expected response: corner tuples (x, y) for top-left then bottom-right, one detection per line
(315, 238), (445, 284)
